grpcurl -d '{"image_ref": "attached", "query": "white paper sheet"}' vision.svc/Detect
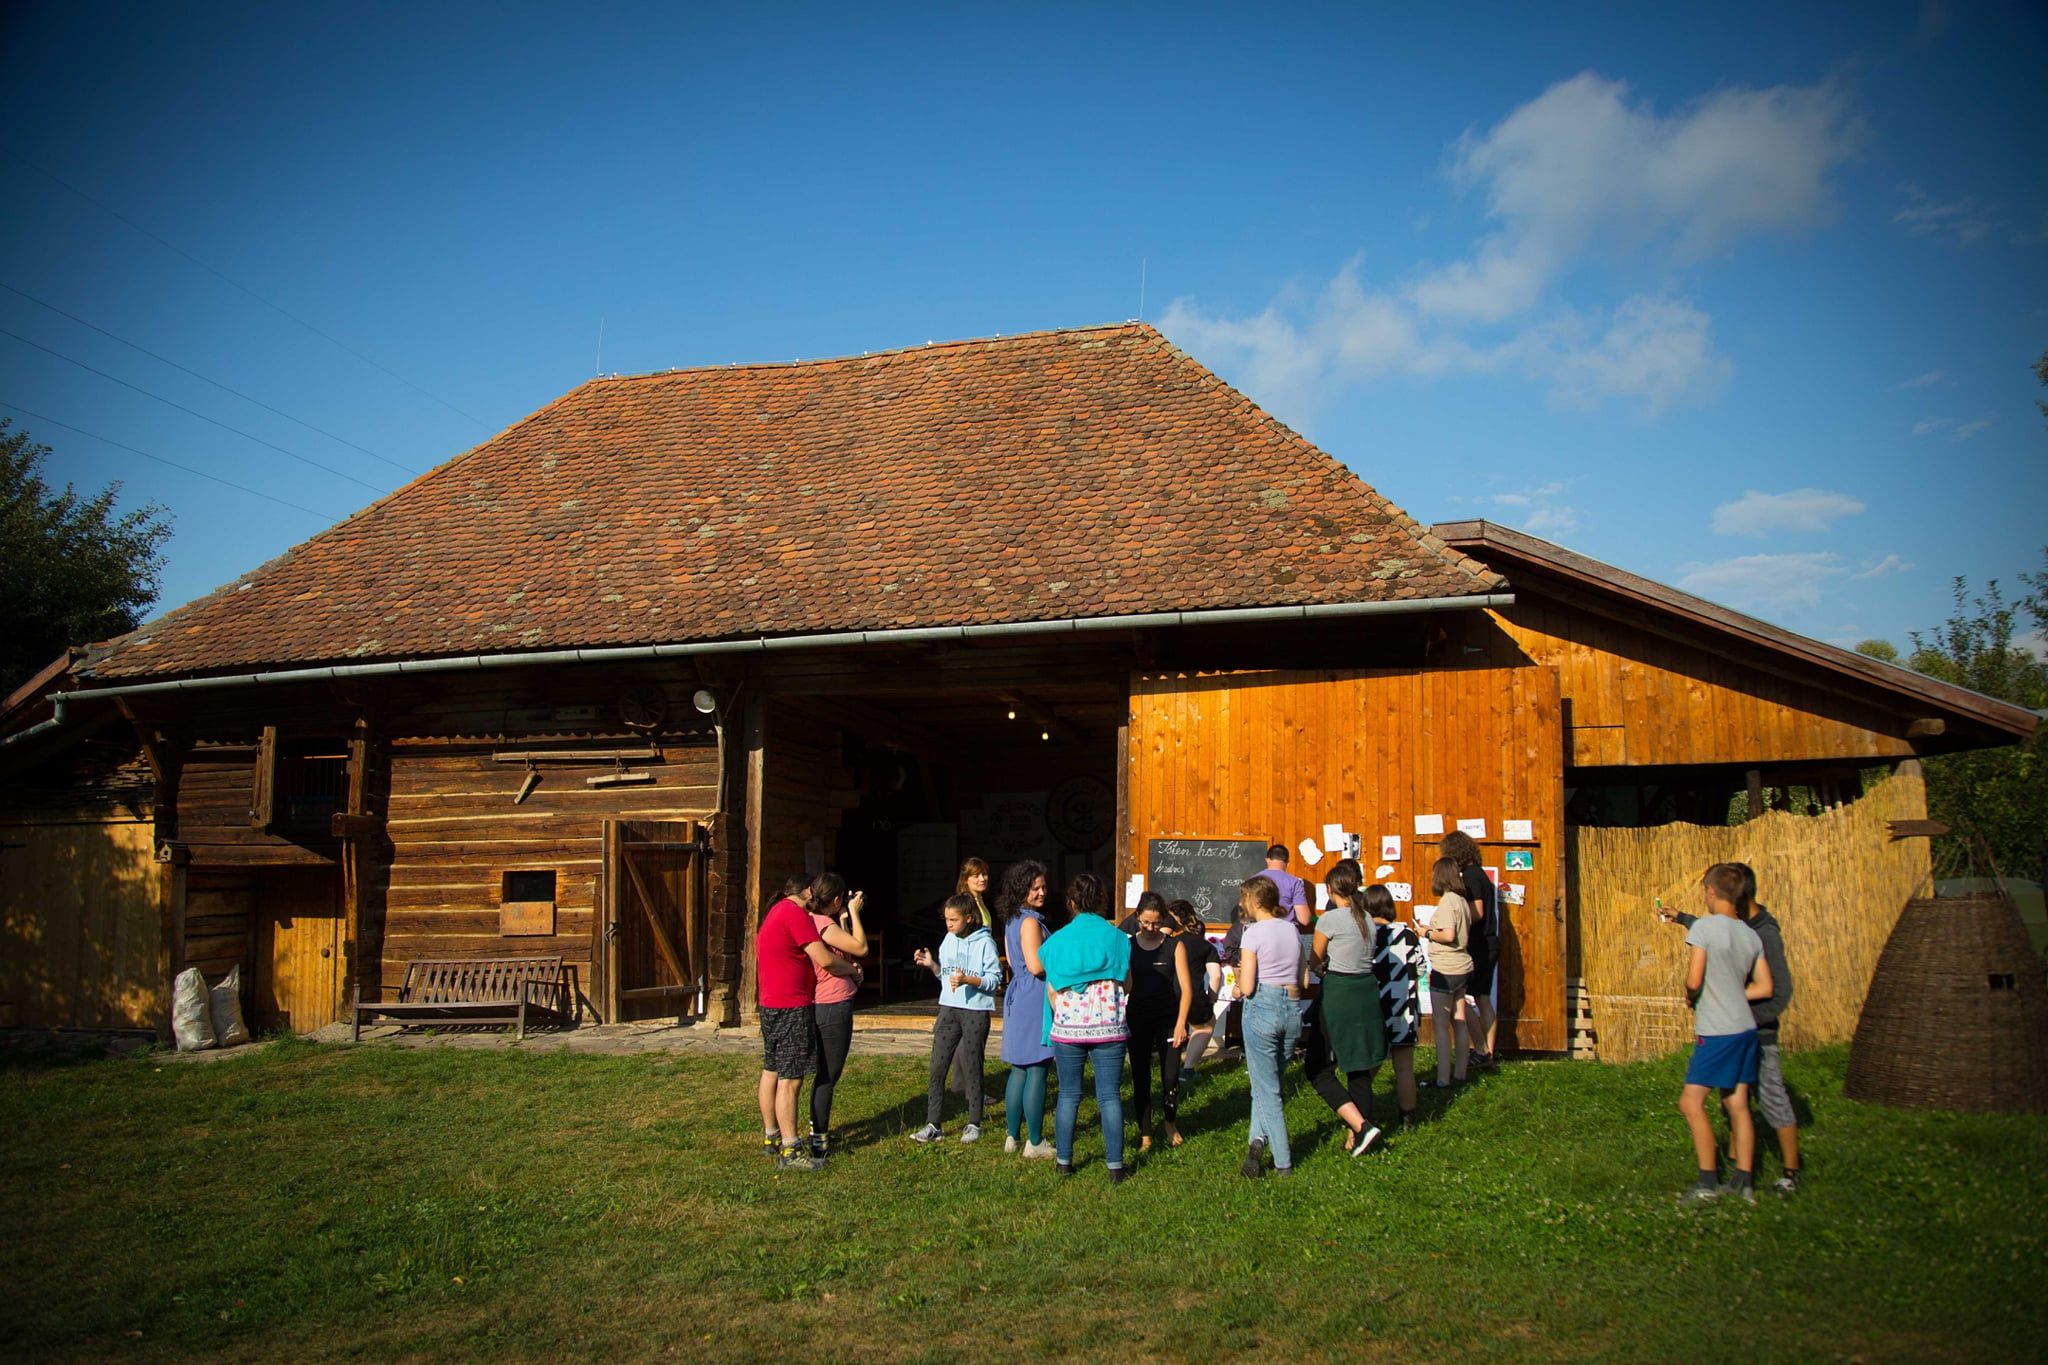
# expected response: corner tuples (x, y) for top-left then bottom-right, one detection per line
(1388, 882), (1414, 903)
(1502, 819), (1533, 842)
(1321, 823), (1346, 854)
(1501, 882), (1527, 905)
(1413, 814), (1444, 836)
(1315, 883), (1330, 910)
(1456, 818), (1487, 840)
(1123, 875), (1145, 909)
(1298, 837), (1322, 865)
(1374, 864), (1395, 880)
(1380, 834), (1402, 861)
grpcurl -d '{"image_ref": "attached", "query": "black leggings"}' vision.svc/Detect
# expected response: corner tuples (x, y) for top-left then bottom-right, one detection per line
(1303, 1002), (1375, 1124)
(927, 1006), (990, 1125)
(1128, 1009), (1181, 1129)
(809, 999), (855, 1135)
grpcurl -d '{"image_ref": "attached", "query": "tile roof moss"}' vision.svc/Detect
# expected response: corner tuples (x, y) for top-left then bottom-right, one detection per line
(88, 322), (1502, 679)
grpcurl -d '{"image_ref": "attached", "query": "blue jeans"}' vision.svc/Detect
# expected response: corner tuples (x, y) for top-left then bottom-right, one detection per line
(1052, 1038), (1127, 1168)
(1243, 990), (1301, 1168)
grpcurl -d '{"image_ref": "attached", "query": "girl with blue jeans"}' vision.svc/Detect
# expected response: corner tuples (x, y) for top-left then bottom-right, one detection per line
(998, 859), (1055, 1156)
(1236, 875), (1304, 1177)
(1034, 873), (1134, 1183)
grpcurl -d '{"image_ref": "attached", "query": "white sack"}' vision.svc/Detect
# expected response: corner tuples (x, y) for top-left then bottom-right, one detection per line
(209, 963), (250, 1047)
(171, 967), (217, 1051)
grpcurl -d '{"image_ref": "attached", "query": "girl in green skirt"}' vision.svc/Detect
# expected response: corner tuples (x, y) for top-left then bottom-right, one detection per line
(1308, 863), (1391, 1155)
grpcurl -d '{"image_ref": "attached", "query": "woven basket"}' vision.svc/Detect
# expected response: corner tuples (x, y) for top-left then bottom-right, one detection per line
(1845, 892), (2048, 1113)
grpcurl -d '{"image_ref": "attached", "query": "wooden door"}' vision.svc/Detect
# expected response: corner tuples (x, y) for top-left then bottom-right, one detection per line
(602, 819), (704, 1022)
(1125, 665), (1568, 1053)
(252, 867), (345, 1032)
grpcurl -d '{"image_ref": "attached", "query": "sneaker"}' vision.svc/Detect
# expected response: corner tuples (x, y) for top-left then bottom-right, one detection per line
(1678, 1184), (1723, 1205)
(960, 1124), (983, 1144)
(1351, 1125), (1383, 1158)
(1108, 1166), (1131, 1185)
(1274, 1165), (1294, 1178)
(762, 1132), (781, 1158)
(1241, 1138), (1267, 1179)
(1055, 1161), (1075, 1177)
(1022, 1140), (1056, 1159)
(1004, 1134), (1018, 1154)
(807, 1132), (829, 1159)
(910, 1123), (943, 1144)
(1728, 1181), (1757, 1204)
(1773, 1171), (1800, 1195)
(776, 1146), (823, 1172)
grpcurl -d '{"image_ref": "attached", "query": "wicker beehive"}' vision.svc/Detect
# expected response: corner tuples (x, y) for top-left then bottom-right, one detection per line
(1845, 892), (2048, 1113)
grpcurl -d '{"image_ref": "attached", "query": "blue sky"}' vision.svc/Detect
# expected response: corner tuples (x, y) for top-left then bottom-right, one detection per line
(2, 2), (2043, 653)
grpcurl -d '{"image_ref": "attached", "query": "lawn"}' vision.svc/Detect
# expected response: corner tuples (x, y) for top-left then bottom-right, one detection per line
(1, 1036), (2042, 1362)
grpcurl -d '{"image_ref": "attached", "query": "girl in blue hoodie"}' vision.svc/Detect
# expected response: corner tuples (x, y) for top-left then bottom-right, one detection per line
(910, 894), (1005, 1144)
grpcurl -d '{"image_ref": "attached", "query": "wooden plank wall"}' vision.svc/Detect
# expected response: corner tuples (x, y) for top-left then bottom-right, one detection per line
(1126, 666), (1568, 1053)
(182, 868), (253, 986)
(1456, 605), (1915, 769)
(0, 812), (159, 1029)
(178, 741), (341, 867)
(377, 737), (716, 1000)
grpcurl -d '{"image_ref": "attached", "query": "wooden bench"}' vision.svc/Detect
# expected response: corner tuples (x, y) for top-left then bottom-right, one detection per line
(352, 957), (574, 1041)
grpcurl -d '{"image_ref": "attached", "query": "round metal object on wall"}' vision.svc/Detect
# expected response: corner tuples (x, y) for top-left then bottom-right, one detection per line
(1047, 776), (1114, 851)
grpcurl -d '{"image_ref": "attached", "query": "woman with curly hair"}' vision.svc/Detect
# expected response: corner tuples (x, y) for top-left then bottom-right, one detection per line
(997, 859), (1056, 1156)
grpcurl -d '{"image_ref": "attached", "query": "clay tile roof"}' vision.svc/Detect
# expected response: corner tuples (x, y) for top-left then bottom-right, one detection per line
(87, 322), (1503, 680)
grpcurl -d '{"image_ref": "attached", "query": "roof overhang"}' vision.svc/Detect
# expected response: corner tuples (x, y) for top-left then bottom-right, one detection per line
(1434, 519), (2037, 747)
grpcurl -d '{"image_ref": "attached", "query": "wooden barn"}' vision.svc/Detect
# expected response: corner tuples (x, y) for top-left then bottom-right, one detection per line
(1, 323), (2033, 1053)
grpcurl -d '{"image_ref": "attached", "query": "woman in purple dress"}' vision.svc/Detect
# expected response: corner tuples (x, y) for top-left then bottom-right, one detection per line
(999, 859), (1054, 1157)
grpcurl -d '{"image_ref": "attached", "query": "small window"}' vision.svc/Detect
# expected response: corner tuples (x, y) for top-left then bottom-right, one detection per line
(503, 870), (557, 903)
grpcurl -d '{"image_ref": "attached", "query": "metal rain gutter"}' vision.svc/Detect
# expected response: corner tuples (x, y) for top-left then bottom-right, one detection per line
(35, 592), (1518, 709)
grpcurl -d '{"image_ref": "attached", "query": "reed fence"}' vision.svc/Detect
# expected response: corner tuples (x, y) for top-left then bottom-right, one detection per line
(1570, 771), (1931, 1062)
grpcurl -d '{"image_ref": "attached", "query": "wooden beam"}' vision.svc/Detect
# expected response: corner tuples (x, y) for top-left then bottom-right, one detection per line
(115, 700), (189, 1038)
(1745, 768), (1764, 823)
(492, 747), (661, 764)
(738, 691), (767, 1023)
(1905, 718), (1947, 739)
(250, 725), (279, 830)
(1886, 818), (1951, 841)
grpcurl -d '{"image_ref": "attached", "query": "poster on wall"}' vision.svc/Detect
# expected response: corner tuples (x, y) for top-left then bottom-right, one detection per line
(1387, 882), (1413, 903)
(1457, 818), (1488, 840)
(1414, 814), (1444, 836)
(1504, 849), (1534, 871)
(1502, 819), (1534, 842)
(1380, 834), (1402, 861)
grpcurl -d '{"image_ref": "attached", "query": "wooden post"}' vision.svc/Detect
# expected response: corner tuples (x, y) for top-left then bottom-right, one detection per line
(117, 701), (188, 1038)
(1745, 768), (1764, 823)
(338, 717), (380, 1013)
(1113, 716), (1131, 898)
(736, 692), (767, 1025)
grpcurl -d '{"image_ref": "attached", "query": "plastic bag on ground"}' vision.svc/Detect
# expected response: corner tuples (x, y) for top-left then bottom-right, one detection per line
(172, 967), (217, 1051)
(209, 963), (251, 1047)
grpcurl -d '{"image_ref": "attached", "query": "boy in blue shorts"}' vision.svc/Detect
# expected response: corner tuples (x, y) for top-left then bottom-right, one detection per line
(1673, 862), (1774, 1204)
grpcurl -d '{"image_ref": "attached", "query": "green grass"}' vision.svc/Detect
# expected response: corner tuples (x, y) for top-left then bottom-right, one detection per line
(1, 1037), (2042, 1362)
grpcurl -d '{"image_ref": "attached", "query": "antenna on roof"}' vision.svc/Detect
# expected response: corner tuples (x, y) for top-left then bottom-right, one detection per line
(595, 317), (605, 377)
(1138, 256), (1147, 323)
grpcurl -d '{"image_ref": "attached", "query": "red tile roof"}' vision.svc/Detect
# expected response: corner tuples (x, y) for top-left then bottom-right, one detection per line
(87, 323), (1502, 680)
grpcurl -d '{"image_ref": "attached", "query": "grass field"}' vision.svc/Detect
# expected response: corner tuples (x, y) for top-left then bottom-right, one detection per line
(1, 1036), (2042, 1362)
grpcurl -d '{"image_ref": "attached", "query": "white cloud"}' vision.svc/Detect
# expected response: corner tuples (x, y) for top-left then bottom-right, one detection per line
(1159, 72), (1858, 424)
(1895, 184), (2000, 246)
(1852, 553), (1913, 580)
(1476, 481), (1580, 539)
(1912, 415), (1995, 440)
(1711, 487), (1867, 536)
(1678, 553), (1844, 613)
(2018, 628), (2048, 662)
(1896, 369), (1946, 389)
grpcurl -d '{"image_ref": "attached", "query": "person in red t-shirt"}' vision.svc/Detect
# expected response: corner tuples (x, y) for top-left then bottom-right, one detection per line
(757, 877), (860, 1171)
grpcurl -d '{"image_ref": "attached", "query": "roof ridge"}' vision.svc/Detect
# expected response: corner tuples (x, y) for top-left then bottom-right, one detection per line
(598, 321), (1153, 383)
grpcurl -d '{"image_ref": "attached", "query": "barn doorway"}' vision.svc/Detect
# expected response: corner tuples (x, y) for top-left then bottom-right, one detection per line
(754, 684), (1123, 1008)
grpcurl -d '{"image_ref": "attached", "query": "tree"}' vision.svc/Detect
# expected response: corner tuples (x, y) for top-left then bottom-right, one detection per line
(1906, 558), (2048, 884)
(1854, 638), (1899, 663)
(0, 421), (172, 695)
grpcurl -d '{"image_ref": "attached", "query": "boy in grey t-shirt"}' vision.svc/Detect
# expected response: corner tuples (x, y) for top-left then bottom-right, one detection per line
(1668, 863), (1773, 1204)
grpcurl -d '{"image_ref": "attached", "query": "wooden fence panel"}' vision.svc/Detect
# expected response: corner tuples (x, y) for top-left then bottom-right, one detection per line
(1571, 770), (1932, 1061)
(0, 815), (159, 1029)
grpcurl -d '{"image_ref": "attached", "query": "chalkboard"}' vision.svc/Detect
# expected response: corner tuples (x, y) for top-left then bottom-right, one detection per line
(1147, 838), (1271, 924)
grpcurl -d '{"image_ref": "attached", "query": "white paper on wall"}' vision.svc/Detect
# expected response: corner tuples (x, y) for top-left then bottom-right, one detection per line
(1298, 837), (1323, 865)
(1380, 834), (1402, 861)
(1413, 814), (1444, 836)
(1388, 882), (1414, 903)
(1374, 864), (1394, 880)
(1502, 819), (1533, 842)
(1456, 818), (1487, 840)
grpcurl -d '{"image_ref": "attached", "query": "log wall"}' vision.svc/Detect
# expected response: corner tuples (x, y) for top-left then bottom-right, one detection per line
(377, 737), (718, 1002)
(178, 741), (341, 867)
